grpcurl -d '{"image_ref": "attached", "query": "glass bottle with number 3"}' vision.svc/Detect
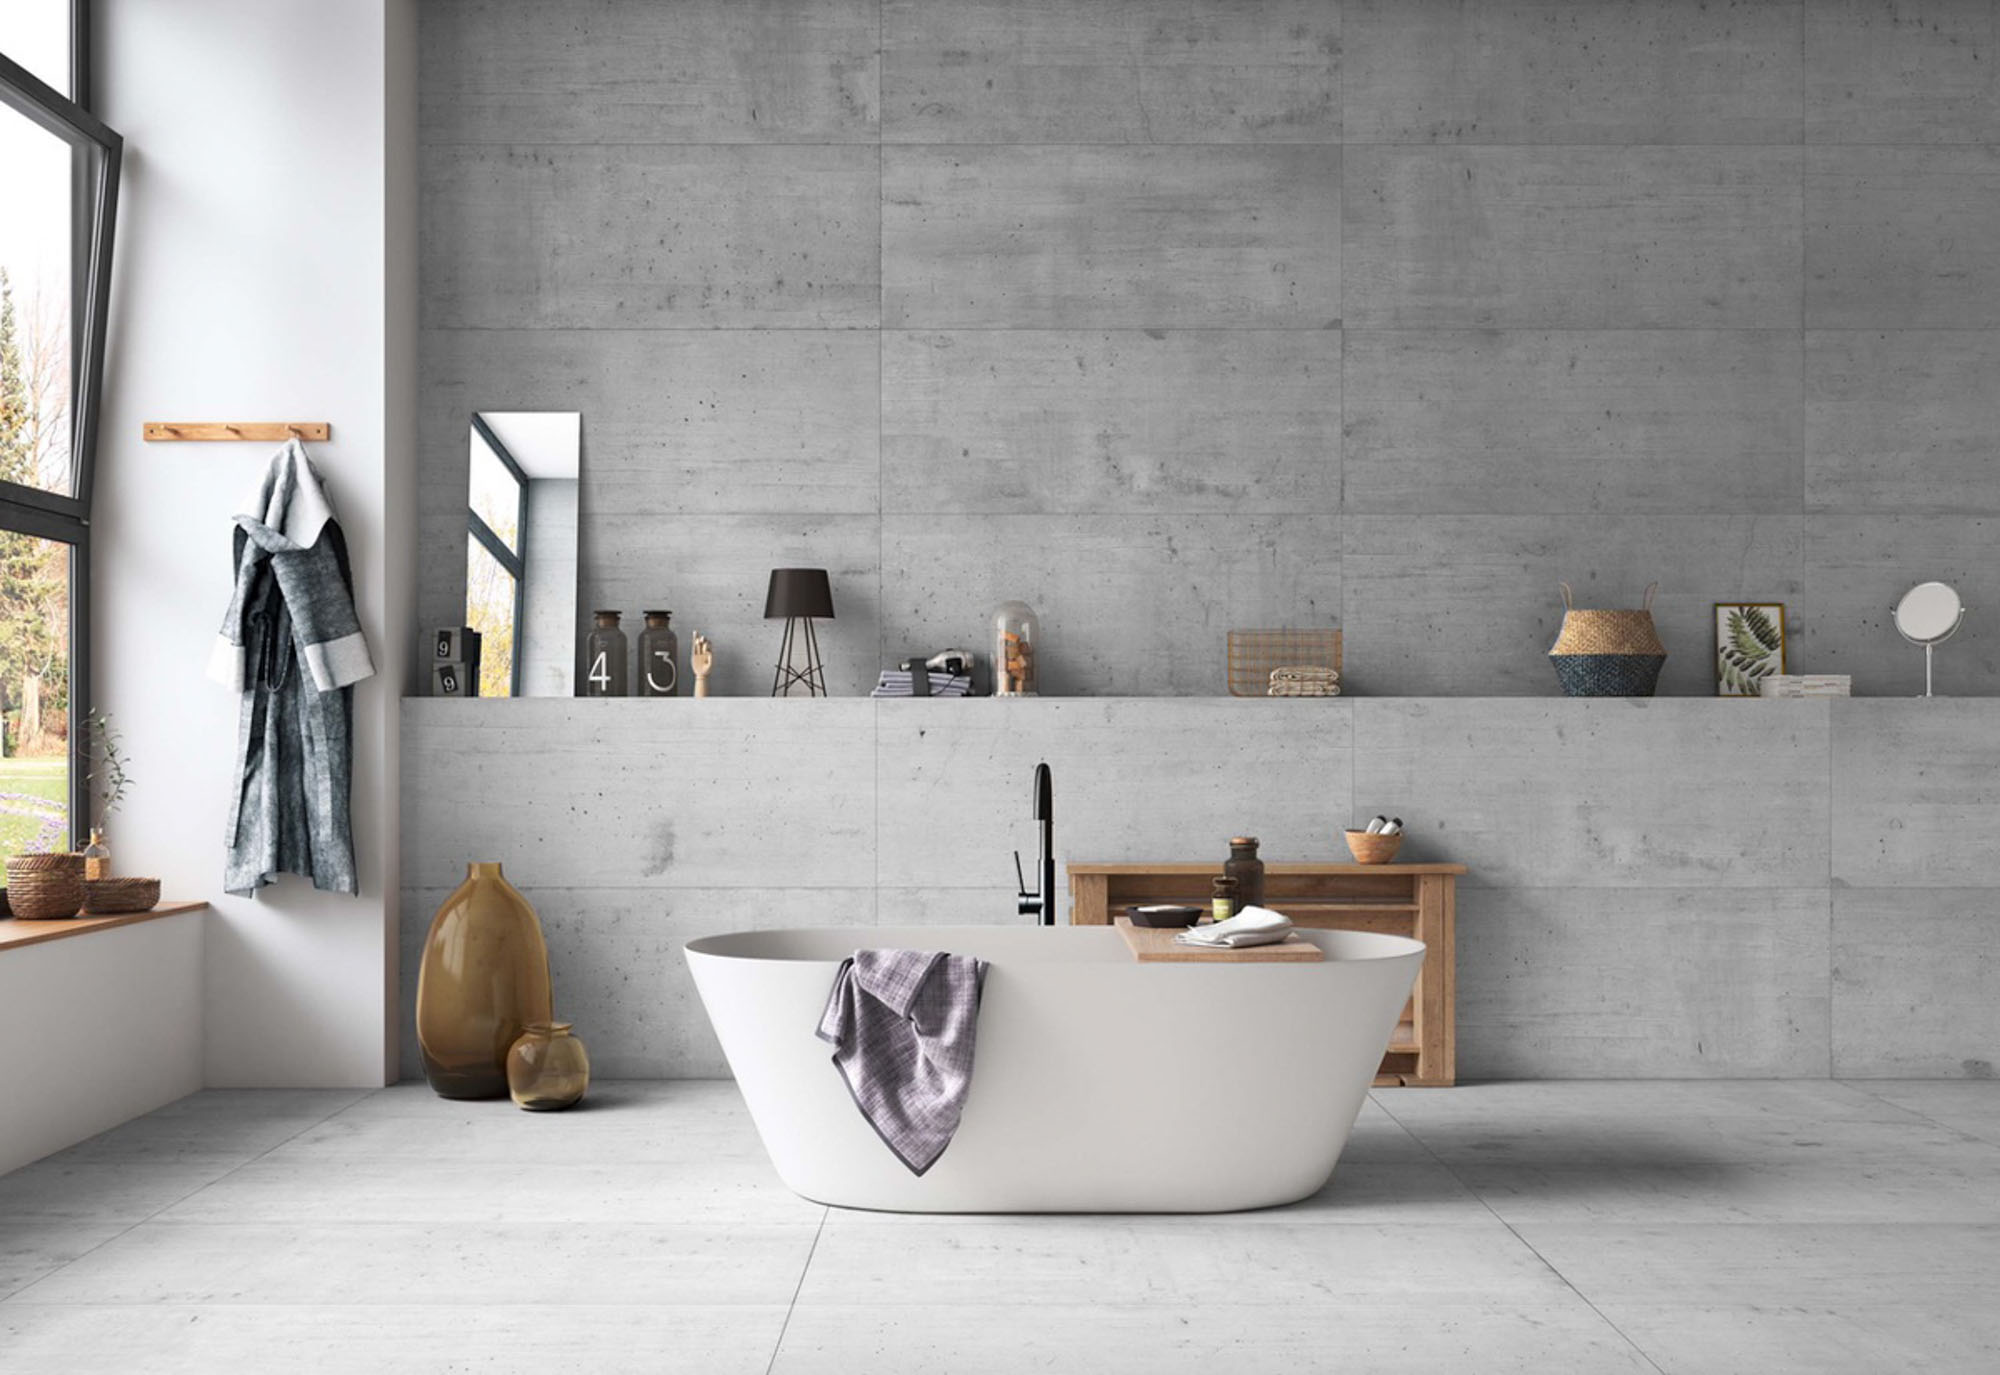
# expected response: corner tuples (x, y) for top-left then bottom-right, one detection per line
(638, 610), (680, 697)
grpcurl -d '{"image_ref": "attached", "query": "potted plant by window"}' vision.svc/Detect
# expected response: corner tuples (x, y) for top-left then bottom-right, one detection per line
(78, 710), (157, 915)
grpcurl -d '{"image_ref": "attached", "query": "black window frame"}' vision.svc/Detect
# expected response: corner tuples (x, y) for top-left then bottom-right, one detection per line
(467, 413), (529, 698)
(0, 1), (122, 845)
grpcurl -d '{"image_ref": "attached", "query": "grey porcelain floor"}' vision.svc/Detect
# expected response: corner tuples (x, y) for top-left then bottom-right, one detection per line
(4, 1081), (1999, 1373)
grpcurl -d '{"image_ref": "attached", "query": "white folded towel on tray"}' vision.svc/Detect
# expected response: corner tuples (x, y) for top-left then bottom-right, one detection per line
(1175, 906), (1295, 950)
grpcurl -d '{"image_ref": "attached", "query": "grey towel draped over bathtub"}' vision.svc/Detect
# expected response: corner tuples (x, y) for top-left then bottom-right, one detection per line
(817, 948), (988, 1175)
(209, 439), (375, 897)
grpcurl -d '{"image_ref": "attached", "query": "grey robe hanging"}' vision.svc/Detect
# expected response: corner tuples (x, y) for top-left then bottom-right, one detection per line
(209, 440), (374, 896)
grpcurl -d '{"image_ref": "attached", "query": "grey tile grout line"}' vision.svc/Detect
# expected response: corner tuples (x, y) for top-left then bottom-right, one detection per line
(416, 139), (1987, 150)
(764, 1208), (829, 1375)
(1833, 1081), (2000, 1148)
(414, 324), (2000, 334)
(874, 1), (884, 925)
(0, 1090), (373, 1305)
(1366, 1092), (1672, 1375)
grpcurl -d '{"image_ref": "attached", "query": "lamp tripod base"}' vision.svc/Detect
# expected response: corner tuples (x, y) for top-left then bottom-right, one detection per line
(771, 617), (828, 697)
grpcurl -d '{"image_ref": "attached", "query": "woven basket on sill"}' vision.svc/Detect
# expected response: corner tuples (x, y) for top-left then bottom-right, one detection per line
(83, 877), (162, 916)
(5, 852), (84, 919)
(1548, 582), (1667, 697)
(1229, 629), (1342, 698)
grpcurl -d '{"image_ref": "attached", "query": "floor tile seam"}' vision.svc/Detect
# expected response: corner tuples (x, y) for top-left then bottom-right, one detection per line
(764, 1208), (830, 1375)
(1366, 1092), (1671, 1375)
(1832, 1081), (2000, 1147)
(0, 1094), (385, 1304)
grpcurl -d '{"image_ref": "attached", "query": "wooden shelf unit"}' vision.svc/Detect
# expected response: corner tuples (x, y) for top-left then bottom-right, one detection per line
(1068, 862), (1465, 1087)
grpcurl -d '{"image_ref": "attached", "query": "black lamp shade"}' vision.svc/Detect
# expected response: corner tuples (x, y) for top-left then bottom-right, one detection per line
(764, 568), (835, 621)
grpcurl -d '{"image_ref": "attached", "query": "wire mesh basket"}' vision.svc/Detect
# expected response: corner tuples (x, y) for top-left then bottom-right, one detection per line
(1227, 629), (1343, 698)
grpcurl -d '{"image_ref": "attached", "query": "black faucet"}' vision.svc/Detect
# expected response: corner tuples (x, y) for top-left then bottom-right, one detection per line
(1014, 761), (1056, 925)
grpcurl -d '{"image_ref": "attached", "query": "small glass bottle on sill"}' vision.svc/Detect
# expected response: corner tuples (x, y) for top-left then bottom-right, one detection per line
(637, 611), (680, 697)
(583, 612), (629, 697)
(81, 827), (111, 881)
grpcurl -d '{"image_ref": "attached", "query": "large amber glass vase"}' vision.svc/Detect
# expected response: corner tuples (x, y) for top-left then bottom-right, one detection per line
(417, 862), (553, 1099)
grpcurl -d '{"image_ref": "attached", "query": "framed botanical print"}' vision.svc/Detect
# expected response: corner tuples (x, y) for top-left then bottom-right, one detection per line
(1715, 602), (1786, 697)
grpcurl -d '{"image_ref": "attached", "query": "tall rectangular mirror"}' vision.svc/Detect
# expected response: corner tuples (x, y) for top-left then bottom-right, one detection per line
(464, 412), (580, 697)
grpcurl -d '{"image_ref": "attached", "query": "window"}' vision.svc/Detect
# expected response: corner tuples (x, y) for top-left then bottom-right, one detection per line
(466, 416), (526, 698)
(0, 2), (121, 859)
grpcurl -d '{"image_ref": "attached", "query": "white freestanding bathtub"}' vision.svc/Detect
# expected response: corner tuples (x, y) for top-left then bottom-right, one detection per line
(685, 924), (1424, 1213)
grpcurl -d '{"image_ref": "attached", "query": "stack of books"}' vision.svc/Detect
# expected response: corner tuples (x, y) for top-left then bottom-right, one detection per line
(870, 669), (974, 698)
(1758, 675), (1851, 698)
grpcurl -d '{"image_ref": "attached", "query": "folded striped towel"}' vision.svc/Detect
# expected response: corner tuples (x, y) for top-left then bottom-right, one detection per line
(1268, 665), (1341, 698)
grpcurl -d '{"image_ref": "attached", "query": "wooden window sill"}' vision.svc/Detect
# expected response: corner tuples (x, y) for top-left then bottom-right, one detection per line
(0, 902), (208, 954)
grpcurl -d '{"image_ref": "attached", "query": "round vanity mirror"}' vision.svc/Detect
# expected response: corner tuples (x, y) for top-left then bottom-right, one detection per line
(1892, 581), (1966, 697)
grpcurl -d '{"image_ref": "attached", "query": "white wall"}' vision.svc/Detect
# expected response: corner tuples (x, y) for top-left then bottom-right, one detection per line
(90, 1), (416, 1087)
(0, 914), (203, 1174)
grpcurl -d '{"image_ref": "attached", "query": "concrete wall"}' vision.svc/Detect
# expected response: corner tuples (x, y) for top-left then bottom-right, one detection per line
(402, 696), (2000, 1081)
(93, 0), (418, 1088)
(415, 0), (2000, 699)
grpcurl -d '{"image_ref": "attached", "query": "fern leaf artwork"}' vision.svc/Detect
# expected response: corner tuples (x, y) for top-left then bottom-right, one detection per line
(1715, 603), (1786, 697)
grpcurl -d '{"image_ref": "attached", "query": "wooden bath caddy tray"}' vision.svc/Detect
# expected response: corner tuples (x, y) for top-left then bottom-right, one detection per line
(1074, 861), (1466, 1086)
(1113, 916), (1323, 963)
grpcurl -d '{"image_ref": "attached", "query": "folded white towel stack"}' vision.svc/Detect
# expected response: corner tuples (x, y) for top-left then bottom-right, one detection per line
(1176, 905), (1295, 950)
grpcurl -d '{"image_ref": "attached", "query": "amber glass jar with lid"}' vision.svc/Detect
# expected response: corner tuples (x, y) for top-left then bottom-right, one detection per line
(1224, 837), (1265, 910)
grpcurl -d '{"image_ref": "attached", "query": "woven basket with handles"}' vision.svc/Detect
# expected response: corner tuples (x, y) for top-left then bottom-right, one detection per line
(1548, 582), (1667, 697)
(5, 852), (85, 919)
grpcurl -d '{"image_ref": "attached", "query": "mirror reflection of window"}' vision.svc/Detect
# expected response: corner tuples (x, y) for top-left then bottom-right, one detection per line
(465, 418), (525, 698)
(463, 413), (580, 697)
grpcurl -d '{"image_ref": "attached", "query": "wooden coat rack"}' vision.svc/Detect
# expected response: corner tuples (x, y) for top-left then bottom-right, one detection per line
(143, 422), (331, 442)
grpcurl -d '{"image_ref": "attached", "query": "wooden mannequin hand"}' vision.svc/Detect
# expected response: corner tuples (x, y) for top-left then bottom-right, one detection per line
(692, 633), (712, 698)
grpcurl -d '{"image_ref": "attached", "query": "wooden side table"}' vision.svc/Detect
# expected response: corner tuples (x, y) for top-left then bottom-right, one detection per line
(1067, 862), (1466, 1087)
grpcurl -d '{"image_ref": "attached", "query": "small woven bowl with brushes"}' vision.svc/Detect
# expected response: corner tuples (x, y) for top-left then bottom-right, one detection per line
(1343, 830), (1402, 865)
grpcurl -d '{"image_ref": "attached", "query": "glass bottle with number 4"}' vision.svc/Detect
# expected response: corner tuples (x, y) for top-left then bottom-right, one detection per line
(584, 611), (629, 697)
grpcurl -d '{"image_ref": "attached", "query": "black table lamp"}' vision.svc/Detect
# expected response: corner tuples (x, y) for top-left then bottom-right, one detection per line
(765, 568), (834, 697)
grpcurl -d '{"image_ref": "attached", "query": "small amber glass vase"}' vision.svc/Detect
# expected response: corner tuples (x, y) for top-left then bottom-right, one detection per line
(507, 1022), (590, 1111)
(417, 862), (553, 1100)
(81, 828), (112, 881)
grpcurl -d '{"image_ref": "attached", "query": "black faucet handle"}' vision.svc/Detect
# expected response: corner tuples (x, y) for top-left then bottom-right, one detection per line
(1013, 848), (1030, 897)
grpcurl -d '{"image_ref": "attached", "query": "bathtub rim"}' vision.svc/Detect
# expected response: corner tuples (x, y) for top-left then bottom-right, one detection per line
(685, 924), (1426, 965)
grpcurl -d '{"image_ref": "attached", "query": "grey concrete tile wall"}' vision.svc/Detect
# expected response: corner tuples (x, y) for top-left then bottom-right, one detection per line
(1804, 516), (2000, 694)
(1341, 516), (1803, 696)
(586, 512), (886, 698)
(419, 0), (880, 144)
(882, 331), (1340, 515)
(881, 512), (1342, 696)
(416, 0), (2000, 697)
(883, 145), (1341, 329)
(420, 144), (881, 329)
(1806, 331), (2000, 513)
(1345, 0), (1804, 146)
(881, 0), (1342, 144)
(873, 698), (1353, 893)
(1831, 699), (2000, 887)
(418, 329), (880, 639)
(411, 2), (2000, 1078)
(1458, 888), (1832, 1079)
(1344, 331), (1802, 514)
(404, 697), (1999, 1077)
(1806, 146), (2000, 328)
(400, 699), (877, 891)
(1832, 888), (2000, 1078)
(1804, 0), (2000, 145)
(1344, 148), (1803, 329)
(1350, 699), (1832, 889)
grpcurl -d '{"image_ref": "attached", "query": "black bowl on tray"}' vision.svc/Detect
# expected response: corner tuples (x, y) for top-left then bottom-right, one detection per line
(1124, 904), (1203, 929)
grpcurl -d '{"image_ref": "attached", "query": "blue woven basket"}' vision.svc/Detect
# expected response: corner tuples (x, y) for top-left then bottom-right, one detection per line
(1548, 583), (1666, 697)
